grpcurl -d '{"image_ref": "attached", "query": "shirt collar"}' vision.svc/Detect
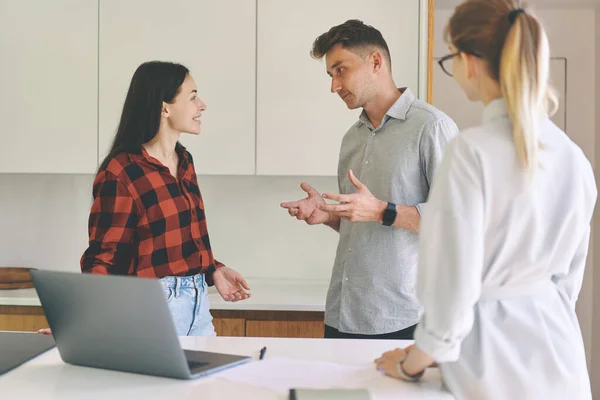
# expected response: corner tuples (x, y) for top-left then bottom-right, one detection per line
(358, 87), (416, 128)
(386, 87), (415, 120)
(482, 98), (509, 124)
(130, 142), (192, 179)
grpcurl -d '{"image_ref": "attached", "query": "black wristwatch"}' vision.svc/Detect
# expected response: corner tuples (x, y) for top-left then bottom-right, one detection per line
(382, 202), (397, 226)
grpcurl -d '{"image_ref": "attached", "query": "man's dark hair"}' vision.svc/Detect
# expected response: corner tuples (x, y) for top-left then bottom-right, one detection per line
(311, 19), (391, 69)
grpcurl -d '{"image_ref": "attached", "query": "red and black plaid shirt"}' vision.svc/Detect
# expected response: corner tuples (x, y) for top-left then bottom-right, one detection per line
(80, 144), (223, 284)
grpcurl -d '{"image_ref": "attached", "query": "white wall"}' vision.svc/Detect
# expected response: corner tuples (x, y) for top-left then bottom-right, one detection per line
(0, 174), (339, 283)
(434, 7), (597, 372)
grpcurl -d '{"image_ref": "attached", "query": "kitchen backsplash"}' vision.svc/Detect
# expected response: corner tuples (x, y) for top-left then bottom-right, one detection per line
(0, 174), (339, 283)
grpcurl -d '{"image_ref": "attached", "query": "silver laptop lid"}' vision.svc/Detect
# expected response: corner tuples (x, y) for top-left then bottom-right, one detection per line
(30, 270), (191, 379)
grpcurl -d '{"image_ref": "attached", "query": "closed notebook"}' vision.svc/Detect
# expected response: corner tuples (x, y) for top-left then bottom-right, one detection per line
(289, 388), (371, 400)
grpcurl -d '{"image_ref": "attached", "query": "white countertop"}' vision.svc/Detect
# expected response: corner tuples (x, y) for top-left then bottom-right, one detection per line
(0, 287), (40, 307)
(0, 335), (453, 400)
(0, 279), (329, 312)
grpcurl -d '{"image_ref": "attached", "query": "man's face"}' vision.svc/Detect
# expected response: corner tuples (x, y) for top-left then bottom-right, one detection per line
(325, 44), (378, 110)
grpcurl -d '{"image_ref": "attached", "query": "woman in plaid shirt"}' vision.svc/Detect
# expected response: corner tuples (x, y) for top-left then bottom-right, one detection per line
(78, 61), (251, 336)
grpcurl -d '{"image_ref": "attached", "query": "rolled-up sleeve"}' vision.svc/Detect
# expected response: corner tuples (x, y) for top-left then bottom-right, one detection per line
(414, 136), (484, 362)
(80, 170), (138, 275)
(415, 117), (459, 216)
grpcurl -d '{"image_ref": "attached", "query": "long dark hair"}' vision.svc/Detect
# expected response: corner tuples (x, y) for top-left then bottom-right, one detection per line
(99, 61), (189, 171)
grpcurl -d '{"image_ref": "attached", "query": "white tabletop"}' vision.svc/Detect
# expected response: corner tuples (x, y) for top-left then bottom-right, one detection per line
(0, 279), (329, 311)
(1, 335), (453, 400)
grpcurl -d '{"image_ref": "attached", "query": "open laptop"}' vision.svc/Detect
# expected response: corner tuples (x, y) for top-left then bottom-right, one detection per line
(0, 331), (55, 375)
(30, 270), (250, 379)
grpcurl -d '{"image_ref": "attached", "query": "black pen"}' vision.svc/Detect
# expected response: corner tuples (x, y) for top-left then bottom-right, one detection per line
(259, 346), (267, 360)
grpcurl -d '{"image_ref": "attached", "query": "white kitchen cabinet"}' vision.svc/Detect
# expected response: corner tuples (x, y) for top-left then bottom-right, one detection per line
(0, 0), (430, 176)
(256, 0), (427, 176)
(0, 0), (98, 173)
(98, 0), (256, 175)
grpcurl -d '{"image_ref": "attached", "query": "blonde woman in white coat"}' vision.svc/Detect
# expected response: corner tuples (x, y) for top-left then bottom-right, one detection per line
(375, 1), (597, 399)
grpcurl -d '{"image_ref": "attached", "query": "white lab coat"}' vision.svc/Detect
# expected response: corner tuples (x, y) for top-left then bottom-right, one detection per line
(414, 99), (597, 400)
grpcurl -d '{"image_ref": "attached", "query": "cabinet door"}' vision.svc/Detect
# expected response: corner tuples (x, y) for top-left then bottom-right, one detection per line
(256, 0), (422, 176)
(246, 320), (324, 338)
(0, 0), (98, 173)
(0, 306), (49, 331)
(213, 317), (245, 337)
(99, 0), (256, 175)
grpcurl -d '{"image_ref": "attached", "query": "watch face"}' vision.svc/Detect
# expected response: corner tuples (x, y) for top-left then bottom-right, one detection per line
(383, 203), (397, 225)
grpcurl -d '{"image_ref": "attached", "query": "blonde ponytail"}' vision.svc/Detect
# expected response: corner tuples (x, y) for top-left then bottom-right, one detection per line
(499, 12), (557, 177)
(446, 1), (559, 176)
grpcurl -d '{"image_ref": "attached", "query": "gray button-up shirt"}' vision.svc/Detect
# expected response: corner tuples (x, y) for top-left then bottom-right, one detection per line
(325, 88), (458, 334)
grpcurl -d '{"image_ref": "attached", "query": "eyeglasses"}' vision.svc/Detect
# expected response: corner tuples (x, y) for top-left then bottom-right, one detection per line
(437, 52), (460, 77)
(437, 51), (483, 77)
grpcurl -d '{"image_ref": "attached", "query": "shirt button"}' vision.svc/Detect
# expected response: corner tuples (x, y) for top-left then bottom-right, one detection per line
(348, 248), (352, 252)
(371, 132), (376, 137)
(344, 277), (349, 282)
(365, 161), (369, 165)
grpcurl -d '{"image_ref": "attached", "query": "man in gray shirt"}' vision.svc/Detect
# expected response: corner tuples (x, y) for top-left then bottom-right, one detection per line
(281, 20), (458, 339)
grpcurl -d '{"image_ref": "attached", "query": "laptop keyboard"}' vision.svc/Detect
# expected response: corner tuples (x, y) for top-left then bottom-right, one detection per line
(187, 360), (210, 371)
